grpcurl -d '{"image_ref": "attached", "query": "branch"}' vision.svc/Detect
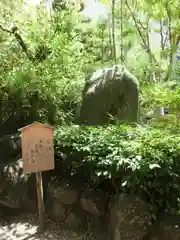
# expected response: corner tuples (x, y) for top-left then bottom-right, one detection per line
(0, 24), (34, 61)
(163, 30), (168, 47)
(0, 24), (13, 34)
(163, 2), (179, 81)
(13, 28), (34, 61)
(125, 0), (157, 65)
(125, 0), (147, 50)
(112, 0), (117, 64)
(136, 18), (148, 31)
(120, 0), (124, 64)
(165, 2), (173, 64)
(160, 19), (165, 50)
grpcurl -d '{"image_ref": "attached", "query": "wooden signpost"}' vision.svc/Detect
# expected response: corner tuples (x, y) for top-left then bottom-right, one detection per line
(18, 122), (55, 233)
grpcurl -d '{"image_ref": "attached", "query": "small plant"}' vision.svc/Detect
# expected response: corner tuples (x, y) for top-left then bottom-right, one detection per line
(54, 124), (180, 215)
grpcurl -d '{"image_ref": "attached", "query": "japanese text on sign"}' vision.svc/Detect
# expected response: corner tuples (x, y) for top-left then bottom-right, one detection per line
(19, 123), (54, 173)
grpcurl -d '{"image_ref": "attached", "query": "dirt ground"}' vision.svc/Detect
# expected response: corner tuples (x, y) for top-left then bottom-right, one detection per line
(0, 214), (107, 240)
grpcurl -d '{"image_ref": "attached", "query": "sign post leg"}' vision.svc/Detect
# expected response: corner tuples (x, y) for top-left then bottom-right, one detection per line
(36, 172), (45, 233)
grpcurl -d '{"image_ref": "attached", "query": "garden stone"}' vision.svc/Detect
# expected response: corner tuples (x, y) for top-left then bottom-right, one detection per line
(80, 188), (108, 216)
(48, 201), (66, 222)
(77, 65), (139, 125)
(48, 179), (79, 205)
(0, 158), (50, 213)
(108, 193), (151, 240)
(0, 133), (21, 166)
(64, 207), (88, 231)
(151, 214), (180, 240)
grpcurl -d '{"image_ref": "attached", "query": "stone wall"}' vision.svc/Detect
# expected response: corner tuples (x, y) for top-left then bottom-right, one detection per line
(44, 179), (180, 240)
(1, 174), (180, 239)
(46, 178), (108, 234)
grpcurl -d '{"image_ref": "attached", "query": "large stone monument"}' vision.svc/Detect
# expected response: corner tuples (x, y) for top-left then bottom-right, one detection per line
(77, 65), (139, 125)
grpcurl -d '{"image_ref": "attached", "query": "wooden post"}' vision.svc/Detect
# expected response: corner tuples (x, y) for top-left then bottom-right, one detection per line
(36, 172), (45, 233)
(18, 122), (55, 233)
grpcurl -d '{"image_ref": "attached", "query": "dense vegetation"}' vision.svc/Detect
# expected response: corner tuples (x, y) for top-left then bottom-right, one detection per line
(1, 0), (180, 218)
(54, 124), (180, 217)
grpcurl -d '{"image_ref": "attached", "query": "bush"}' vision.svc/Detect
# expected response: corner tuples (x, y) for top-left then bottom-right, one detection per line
(54, 124), (180, 215)
(0, 7), (92, 134)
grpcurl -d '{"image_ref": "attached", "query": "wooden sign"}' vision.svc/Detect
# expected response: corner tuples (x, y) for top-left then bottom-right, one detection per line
(18, 122), (54, 174)
(18, 122), (55, 233)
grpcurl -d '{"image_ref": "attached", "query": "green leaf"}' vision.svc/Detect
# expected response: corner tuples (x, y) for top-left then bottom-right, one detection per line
(149, 164), (161, 170)
(121, 181), (127, 187)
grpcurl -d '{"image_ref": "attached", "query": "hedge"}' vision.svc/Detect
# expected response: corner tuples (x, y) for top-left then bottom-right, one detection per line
(54, 124), (180, 215)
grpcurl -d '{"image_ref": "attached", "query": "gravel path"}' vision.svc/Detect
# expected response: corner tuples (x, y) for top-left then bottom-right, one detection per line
(0, 214), (103, 240)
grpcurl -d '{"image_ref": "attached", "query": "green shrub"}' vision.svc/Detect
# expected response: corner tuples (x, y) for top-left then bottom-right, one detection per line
(0, 7), (93, 134)
(54, 124), (180, 215)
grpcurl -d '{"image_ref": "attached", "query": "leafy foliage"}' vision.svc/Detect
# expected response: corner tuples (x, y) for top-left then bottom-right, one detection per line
(0, 3), (93, 134)
(0, 0), (180, 132)
(0, 0), (180, 218)
(54, 124), (180, 215)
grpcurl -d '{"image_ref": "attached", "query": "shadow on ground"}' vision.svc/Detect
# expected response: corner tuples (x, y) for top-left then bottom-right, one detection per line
(0, 213), (107, 240)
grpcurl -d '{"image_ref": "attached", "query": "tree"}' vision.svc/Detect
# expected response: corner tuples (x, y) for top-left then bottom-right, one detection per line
(0, 0), (91, 133)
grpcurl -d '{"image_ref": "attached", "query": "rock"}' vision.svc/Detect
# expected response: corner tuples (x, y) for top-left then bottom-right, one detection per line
(80, 188), (108, 216)
(20, 199), (37, 213)
(88, 215), (102, 230)
(48, 179), (79, 205)
(151, 214), (180, 240)
(64, 209), (88, 231)
(0, 133), (21, 166)
(49, 201), (66, 222)
(0, 158), (50, 215)
(77, 65), (139, 125)
(108, 193), (151, 240)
